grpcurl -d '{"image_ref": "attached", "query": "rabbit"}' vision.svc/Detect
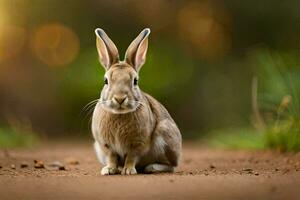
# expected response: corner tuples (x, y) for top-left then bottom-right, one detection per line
(92, 28), (182, 175)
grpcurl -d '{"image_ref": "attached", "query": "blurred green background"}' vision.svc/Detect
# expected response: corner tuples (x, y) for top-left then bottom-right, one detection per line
(0, 0), (300, 150)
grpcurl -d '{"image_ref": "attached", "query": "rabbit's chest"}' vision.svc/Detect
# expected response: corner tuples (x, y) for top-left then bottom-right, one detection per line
(99, 114), (151, 156)
(102, 123), (140, 151)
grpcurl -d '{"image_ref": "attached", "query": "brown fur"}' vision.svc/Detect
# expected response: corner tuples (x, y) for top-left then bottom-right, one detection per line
(92, 28), (182, 175)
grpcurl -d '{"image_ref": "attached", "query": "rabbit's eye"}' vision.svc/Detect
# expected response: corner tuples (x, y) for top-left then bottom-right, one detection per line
(104, 78), (108, 85)
(133, 78), (138, 86)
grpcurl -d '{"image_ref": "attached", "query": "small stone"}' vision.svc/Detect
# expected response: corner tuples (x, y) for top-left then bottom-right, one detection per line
(254, 172), (259, 176)
(66, 157), (79, 165)
(20, 162), (29, 168)
(242, 168), (253, 174)
(209, 164), (216, 169)
(48, 161), (64, 168)
(34, 160), (45, 169)
(58, 166), (66, 170)
(10, 164), (16, 169)
(243, 168), (253, 172)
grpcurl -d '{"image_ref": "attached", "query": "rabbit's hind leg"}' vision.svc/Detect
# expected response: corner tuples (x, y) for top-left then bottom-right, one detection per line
(144, 163), (174, 173)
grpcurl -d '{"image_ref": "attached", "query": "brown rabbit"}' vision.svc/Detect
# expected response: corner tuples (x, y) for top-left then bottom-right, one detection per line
(92, 28), (182, 175)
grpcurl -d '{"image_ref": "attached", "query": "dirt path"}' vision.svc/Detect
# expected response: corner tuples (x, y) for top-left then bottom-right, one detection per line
(1, 142), (300, 200)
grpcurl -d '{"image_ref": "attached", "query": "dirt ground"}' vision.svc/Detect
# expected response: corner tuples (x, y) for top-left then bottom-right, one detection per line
(0, 141), (300, 200)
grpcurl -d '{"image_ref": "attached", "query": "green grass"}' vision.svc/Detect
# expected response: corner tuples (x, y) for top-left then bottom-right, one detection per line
(209, 128), (265, 150)
(264, 131), (300, 152)
(264, 118), (300, 152)
(0, 127), (39, 149)
(209, 123), (300, 152)
(210, 49), (300, 152)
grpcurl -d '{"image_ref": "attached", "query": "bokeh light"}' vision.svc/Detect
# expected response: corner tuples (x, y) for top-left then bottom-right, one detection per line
(31, 23), (80, 67)
(132, 0), (175, 31)
(178, 1), (232, 60)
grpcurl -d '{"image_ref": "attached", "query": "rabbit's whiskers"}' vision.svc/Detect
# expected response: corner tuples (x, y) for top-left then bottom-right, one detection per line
(81, 99), (100, 122)
(82, 99), (99, 111)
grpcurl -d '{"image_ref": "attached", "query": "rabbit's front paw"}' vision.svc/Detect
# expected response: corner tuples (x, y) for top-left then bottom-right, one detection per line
(121, 167), (137, 175)
(101, 166), (120, 175)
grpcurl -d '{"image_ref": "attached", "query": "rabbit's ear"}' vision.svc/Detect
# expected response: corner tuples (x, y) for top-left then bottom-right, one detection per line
(125, 28), (150, 72)
(95, 28), (119, 70)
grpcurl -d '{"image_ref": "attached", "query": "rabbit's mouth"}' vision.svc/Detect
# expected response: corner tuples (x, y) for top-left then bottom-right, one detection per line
(101, 100), (139, 114)
(113, 107), (136, 114)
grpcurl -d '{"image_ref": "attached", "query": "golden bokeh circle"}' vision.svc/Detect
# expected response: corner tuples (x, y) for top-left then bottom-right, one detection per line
(31, 23), (80, 67)
(178, 1), (232, 60)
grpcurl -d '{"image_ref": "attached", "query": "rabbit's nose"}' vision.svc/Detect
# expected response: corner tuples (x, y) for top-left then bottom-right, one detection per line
(113, 95), (127, 105)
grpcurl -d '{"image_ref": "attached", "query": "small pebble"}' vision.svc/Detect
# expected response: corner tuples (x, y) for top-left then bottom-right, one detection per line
(34, 160), (45, 169)
(10, 164), (16, 169)
(209, 164), (216, 169)
(242, 168), (254, 174)
(59, 166), (66, 171)
(66, 157), (79, 165)
(48, 161), (64, 168)
(20, 162), (29, 168)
